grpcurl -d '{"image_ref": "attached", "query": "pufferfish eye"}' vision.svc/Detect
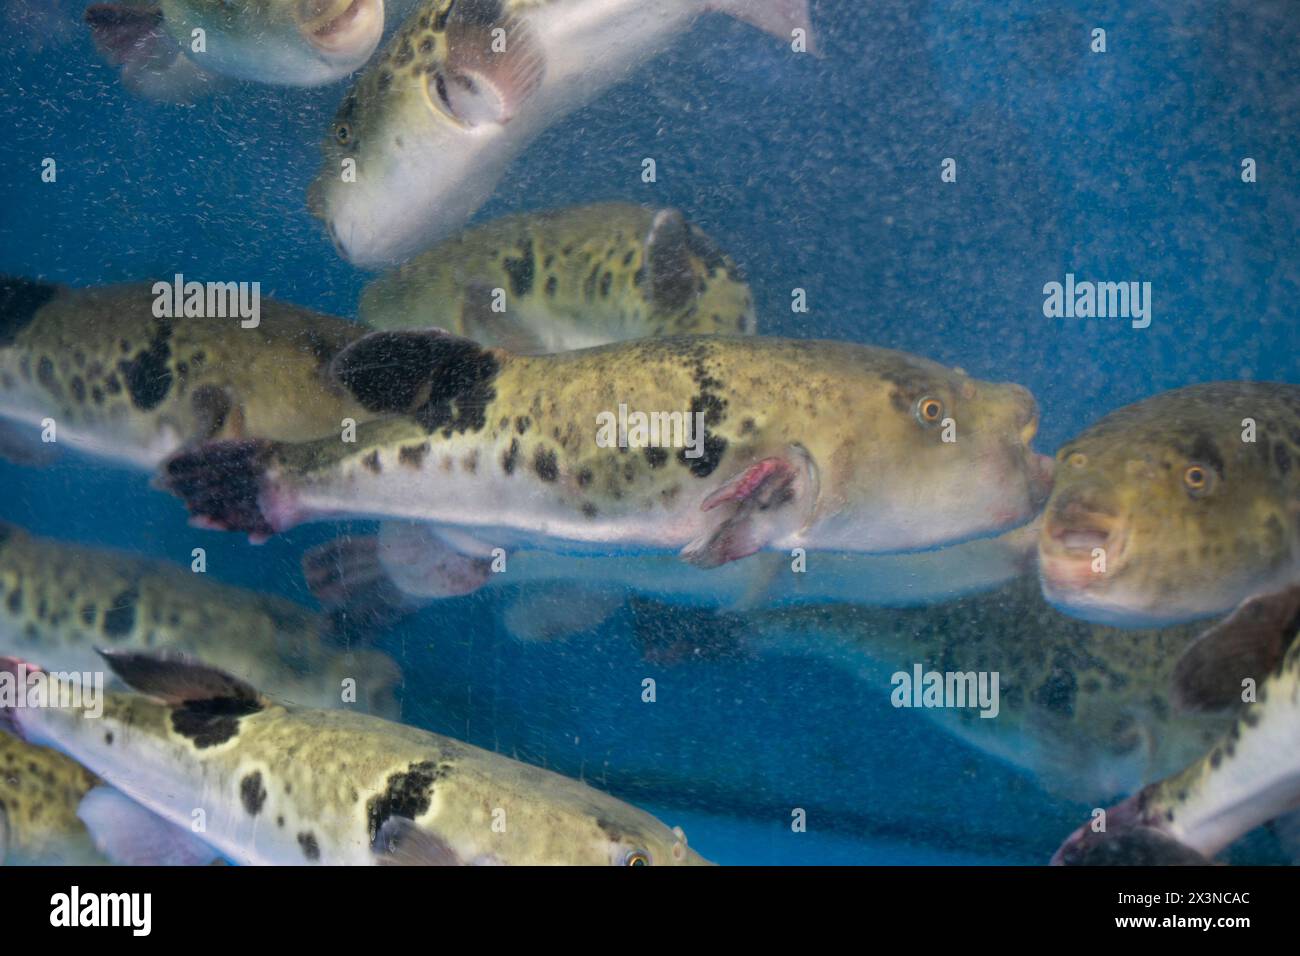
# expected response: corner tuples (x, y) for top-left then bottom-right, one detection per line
(333, 122), (353, 146)
(1066, 451), (1088, 469)
(1182, 463), (1215, 496)
(623, 849), (651, 866)
(915, 396), (944, 426)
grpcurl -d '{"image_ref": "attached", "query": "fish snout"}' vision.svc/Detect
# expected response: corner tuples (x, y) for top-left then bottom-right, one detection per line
(1043, 494), (1124, 562)
(298, 0), (381, 56)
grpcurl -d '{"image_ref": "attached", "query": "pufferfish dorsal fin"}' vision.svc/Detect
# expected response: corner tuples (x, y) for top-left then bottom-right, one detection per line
(439, 0), (546, 125)
(1171, 582), (1300, 713)
(97, 648), (266, 709)
(644, 208), (697, 315)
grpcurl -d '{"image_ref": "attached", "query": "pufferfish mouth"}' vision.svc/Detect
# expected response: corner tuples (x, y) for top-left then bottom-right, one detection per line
(299, 0), (381, 56)
(1039, 501), (1128, 587)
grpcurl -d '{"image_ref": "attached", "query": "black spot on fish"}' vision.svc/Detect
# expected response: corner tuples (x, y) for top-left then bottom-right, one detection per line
(102, 586), (139, 639)
(644, 447), (667, 469)
(171, 696), (260, 749)
(336, 333), (500, 438)
(399, 443), (430, 468)
(240, 772), (266, 816)
(0, 277), (57, 346)
(1033, 666), (1077, 717)
(277, 816), (284, 828)
(599, 272), (612, 298)
(118, 319), (173, 411)
(6, 589), (21, 614)
(362, 450), (382, 474)
(503, 241), (535, 297)
(104, 732), (113, 746)
(298, 831), (320, 861)
(1274, 441), (1292, 476)
(515, 416), (530, 434)
(678, 434), (727, 479)
(534, 447), (558, 482)
(545, 276), (557, 298)
(577, 468), (593, 488)
(70, 376), (85, 403)
(91, 386), (104, 405)
(37, 356), (57, 394)
(366, 760), (446, 843)
(502, 438), (519, 474)
(105, 374), (121, 395)
(581, 502), (598, 519)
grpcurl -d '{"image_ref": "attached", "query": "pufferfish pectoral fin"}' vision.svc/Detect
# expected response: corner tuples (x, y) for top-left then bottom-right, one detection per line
(1171, 581), (1300, 713)
(373, 816), (463, 866)
(438, 0), (546, 126)
(78, 786), (221, 867)
(644, 209), (697, 315)
(680, 451), (815, 569)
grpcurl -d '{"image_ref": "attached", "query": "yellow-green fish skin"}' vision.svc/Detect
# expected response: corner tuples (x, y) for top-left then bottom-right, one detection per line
(10, 658), (710, 866)
(0, 280), (372, 469)
(360, 204), (756, 350)
(1040, 381), (1300, 626)
(0, 733), (103, 865)
(0, 521), (400, 717)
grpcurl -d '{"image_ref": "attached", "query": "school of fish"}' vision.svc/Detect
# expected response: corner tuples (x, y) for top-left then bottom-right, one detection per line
(0, 0), (1294, 871)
